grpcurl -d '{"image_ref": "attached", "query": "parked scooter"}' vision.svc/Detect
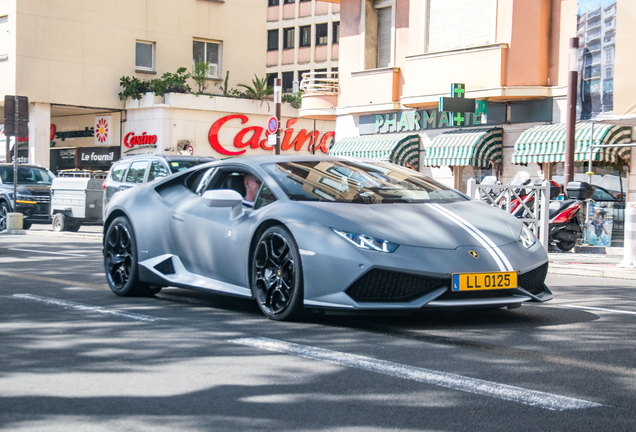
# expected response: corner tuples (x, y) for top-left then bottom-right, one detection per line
(548, 181), (595, 251)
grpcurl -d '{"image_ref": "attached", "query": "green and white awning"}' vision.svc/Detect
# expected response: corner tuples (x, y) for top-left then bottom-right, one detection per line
(422, 128), (503, 168)
(328, 133), (420, 169)
(512, 122), (632, 166)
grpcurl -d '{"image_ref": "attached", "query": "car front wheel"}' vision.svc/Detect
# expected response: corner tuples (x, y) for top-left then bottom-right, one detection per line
(251, 225), (304, 321)
(104, 216), (153, 296)
(0, 201), (9, 231)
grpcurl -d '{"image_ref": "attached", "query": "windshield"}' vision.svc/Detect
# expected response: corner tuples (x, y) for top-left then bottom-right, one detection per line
(0, 166), (57, 185)
(168, 161), (201, 173)
(263, 160), (467, 204)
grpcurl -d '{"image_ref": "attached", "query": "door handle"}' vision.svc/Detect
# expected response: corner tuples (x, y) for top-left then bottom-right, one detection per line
(171, 213), (185, 222)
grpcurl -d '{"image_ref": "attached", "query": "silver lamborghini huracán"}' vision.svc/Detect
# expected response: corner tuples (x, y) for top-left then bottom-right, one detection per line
(102, 155), (552, 320)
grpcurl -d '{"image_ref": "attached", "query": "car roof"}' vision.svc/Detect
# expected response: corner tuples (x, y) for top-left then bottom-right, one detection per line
(0, 163), (47, 169)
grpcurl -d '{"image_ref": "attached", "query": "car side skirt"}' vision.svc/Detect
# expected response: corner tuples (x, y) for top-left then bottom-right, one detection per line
(138, 254), (252, 298)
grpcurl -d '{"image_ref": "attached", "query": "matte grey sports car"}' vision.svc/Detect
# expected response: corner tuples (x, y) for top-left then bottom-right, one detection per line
(102, 155), (552, 320)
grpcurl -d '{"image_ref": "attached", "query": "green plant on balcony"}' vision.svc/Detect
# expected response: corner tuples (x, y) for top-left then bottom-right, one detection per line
(191, 61), (212, 95)
(118, 67), (192, 101)
(117, 76), (151, 101)
(237, 74), (273, 102)
(214, 71), (246, 98)
(282, 91), (302, 109)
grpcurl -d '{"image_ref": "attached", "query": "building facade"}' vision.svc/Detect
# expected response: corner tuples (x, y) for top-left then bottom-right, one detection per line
(302, 0), (635, 203)
(0, 0), (335, 172)
(266, 0), (340, 92)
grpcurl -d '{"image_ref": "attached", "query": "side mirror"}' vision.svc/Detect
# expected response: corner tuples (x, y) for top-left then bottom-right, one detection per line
(202, 189), (243, 219)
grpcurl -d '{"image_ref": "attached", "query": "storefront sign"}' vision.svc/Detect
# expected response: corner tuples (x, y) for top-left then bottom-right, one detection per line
(124, 132), (158, 147)
(367, 110), (488, 135)
(79, 146), (120, 166)
(95, 116), (111, 145)
(55, 126), (94, 141)
(15, 124), (58, 143)
(208, 115), (334, 156)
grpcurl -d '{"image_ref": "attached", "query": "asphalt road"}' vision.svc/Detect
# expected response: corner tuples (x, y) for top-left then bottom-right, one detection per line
(1, 233), (635, 431)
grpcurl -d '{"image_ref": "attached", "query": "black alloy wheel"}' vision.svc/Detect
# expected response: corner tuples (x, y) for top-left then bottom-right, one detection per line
(251, 225), (304, 321)
(104, 216), (156, 296)
(0, 202), (9, 231)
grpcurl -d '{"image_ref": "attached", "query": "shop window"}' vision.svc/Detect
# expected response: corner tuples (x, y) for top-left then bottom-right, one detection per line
(268, 29), (279, 51)
(193, 40), (221, 79)
(333, 22), (340, 44)
(147, 161), (169, 182)
(282, 71), (294, 92)
(135, 41), (155, 72)
(283, 27), (295, 49)
(268, 0), (279, 5)
(315, 23), (328, 46)
(299, 26), (311, 48)
(125, 161), (148, 184)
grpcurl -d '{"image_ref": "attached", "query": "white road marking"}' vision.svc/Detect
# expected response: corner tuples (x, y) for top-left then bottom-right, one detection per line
(561, 304), (636, 316)
(230, 337), (602, 411)
(8, 248), (88, 257)
(8, 294), (164, 322)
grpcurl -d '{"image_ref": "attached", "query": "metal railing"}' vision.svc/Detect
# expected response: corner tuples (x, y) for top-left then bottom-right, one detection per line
(467, 178), (551, 251)
(300, 72), (339, 93)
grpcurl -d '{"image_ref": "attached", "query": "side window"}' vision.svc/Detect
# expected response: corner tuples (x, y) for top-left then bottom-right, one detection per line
(254, 184), (277, 210)
(110, 163), (130, 182)
(147, 161), (169, 182)
(125, 161), (148, 184)
(194, 167), (217, 195)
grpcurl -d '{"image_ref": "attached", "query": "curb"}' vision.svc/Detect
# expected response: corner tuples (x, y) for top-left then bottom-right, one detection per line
(548, 264), (636, 280)
(0, 229), (102, 240)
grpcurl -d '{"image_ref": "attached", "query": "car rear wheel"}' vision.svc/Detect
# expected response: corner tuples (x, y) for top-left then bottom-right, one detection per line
(251, 225), (304, 321)
(104, 216), (154, 296)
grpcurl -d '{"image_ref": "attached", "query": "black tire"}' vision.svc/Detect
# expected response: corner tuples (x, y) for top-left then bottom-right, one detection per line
(557, 240), (576, 251)
(22, 221), (32, 230)
(0, 201), (9, 231)
(104, 216), (152, 296)
(52, 213), (67, 232)
(251, 225), (304, 321)
(67, 223), (81, 232)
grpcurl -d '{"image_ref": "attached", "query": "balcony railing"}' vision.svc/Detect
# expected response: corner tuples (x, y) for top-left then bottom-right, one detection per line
(300, 72), (339, 93)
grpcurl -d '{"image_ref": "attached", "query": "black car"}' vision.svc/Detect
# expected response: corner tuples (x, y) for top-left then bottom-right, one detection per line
(0, 163), (56, 230)
(102, 154), (215, 214)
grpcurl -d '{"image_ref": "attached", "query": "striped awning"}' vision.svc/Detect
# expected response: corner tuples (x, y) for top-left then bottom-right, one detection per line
(422, 128), (503, 168)
(328, 133), (420, 169)
(512, 122), (632, 166)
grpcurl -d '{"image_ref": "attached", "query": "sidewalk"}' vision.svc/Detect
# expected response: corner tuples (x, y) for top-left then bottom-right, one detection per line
(2, 224), (635, 280)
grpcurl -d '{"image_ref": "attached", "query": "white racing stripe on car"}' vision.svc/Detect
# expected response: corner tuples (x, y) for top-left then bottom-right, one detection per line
(427, 203), (514, 272)
(230, 337), (602, 411)
(8, 294), (165, 322)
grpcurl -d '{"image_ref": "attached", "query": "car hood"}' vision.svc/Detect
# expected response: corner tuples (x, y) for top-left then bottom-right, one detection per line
(16, 184), (51, 195)
(298, 200), (521, 249)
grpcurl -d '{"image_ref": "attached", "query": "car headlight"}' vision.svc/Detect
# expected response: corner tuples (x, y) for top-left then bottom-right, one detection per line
(519, 225), (536, 249)
(16, 194), (37, 205)
(331, 228), (399, 253)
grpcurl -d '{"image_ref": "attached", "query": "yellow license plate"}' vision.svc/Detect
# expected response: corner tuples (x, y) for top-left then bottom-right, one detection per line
(452, 272), (517, 291)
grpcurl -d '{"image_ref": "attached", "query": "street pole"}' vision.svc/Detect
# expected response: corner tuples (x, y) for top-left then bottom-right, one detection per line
(312, 119), (316, 155)
(13, 96), (18, 212)
(564, 37), (579, 194)
(274, 78), (282, 155)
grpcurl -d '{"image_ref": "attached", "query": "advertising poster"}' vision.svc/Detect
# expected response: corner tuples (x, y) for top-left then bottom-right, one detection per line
(588, 201), (614, 246)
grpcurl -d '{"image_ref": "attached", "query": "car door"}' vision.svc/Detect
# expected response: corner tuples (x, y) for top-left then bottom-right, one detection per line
(169, 167), (263, 287)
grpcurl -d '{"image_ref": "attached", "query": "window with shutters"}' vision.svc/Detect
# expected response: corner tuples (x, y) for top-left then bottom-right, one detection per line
(268, 29), (279, 51)
(283, 27), (295, 49)
(316, 23), (328, 46)
(376, 5), (392, 68)
(427, 0), (496, 53)
(300, 26), (311, 47)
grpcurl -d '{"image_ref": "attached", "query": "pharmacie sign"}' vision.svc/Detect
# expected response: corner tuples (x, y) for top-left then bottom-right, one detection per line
(360, 108), (497, 135)
(208, 115), (335, 156)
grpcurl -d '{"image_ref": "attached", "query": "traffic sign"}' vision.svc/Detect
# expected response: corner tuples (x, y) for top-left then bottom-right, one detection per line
(267, 116), (278, 135)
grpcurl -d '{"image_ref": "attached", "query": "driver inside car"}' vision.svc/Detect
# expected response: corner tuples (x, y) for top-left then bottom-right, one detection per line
(242, 174), (261, 208)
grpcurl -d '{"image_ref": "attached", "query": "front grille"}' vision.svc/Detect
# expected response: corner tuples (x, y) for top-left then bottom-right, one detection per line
(33, 195), (50, 204)
(518, 262), (548, 295)
(345, 269), (449, 303)
(436, 289), (515, 301)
